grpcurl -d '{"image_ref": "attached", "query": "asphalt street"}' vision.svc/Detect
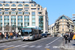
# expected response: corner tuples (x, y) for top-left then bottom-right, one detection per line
(0, 37), (63, 50)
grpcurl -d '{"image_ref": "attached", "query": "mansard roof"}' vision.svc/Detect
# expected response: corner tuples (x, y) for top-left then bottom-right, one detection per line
(56, 15), (72, 22)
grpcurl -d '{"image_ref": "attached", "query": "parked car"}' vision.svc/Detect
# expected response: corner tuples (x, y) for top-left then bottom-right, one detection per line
(41, 33), (47, 37)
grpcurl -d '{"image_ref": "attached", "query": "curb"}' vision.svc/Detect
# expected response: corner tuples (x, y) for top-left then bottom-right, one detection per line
(0, 38), (21, 43)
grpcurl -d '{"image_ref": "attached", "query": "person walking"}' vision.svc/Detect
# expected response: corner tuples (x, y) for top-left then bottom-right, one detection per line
(15, 32), (18, 38)
(63, 32), (69, 44)
(0, 32), (1, 39)
(4, 32), (8, 40)
(1, 33), (4, 39)
(18, 32), (21, 37)
(67, 33), (71, 43)
(10, 32), (13, 39)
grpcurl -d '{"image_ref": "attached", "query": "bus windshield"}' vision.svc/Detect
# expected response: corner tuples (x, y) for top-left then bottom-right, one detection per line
(21, 32), (32, 36)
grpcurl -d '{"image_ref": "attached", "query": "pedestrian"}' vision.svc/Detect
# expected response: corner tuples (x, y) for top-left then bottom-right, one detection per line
(4, 32), (8, 40)
(1, 33), (4, 39)
(18, 32), (21, 37)
(69, 32), (73, 40)
(63, 32), (69, 44)
(10, 32), (13, 39)
(72, 33), (75, 40)
(16, 32), (18, 38)
(0, 32), (1, 39)
(67, 33), (71, 43)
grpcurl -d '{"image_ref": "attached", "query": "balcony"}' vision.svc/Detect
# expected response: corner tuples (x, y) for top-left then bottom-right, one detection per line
(11, 6), (16, 8)
(18, 6), (23, 8)
(4, 6), (10, 8)
(0, 6), (3, 8)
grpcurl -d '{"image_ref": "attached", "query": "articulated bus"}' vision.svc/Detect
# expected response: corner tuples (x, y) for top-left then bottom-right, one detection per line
(21, 26), (42, 41)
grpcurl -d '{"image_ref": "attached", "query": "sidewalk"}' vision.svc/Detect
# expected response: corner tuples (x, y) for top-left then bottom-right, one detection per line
(60, 40), (75, 50)
(0, 37), (21, 43)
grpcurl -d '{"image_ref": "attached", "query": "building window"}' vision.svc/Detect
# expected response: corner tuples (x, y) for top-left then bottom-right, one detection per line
(18, 2), (23, 3)
(32, 19), (35, 22)
(31, 8), (36, 10)
(0, 16), (2, 19)
(4, 4), (9, 6)
(18, 4), (23, 7)
(60, 16), (67, 19)
(32, 23), (35, 26)
(5, 8), (9, 11)
(11, 16), (16, 19)
(4, 16), (9, 26)
(24, 16), (29, 26)
(0, 4), (2, 6)
(32, 12), (35, 15)
(5, 1), (10, 3)
(0, 8), (2, 11)
(38, 5), (40, 7)
(39, 16), (43, 30)
(24, 4), (29, 7)
(24, 12), (29, 14)
(34, 4), (36, 6)
(11, 12), (16, 15)
(0, 12), (2, 14)
(4, 16), (9, 19)
(4, 12), (9, 14)
(18, 12), (23, 14)
(18, 16), (22, 19)
(25, 10), (28, 11)
(0, 1), (3, 3)
(38, 12), (42, 14)
(32, 16), (35, 18)
(18, 8), (23, 11)
(11, 8), (16, 11)
(24, 16), (29, 18)
(11, 4), (16, 7)
(38, 8), (40, 10)
(11, 16), (16, 25)
(24, 8), (29, 10)
(62, 29), (64, 31)
(31, 5), (33, 6)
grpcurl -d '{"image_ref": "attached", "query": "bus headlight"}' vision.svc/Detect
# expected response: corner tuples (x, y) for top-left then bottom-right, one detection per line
(29, 36), (33, 39)
(24, 37), (29, 39)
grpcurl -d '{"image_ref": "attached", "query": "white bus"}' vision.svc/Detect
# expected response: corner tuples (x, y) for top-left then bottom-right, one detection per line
(21, 26), (42, 41)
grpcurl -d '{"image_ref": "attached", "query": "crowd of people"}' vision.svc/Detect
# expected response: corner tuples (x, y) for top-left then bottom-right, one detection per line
(0, 32), (21, 40)
(63, 32), (75, 44)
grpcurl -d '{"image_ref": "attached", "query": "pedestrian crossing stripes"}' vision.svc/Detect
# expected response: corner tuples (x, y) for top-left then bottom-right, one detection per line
(30, 45), (35, 48)
(22, 45), (29, 47)
(36, 45), (42, 48)
(0, 45), (52, 49)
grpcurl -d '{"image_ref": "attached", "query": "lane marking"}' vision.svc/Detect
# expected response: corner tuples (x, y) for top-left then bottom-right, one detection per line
(0, 37), (53, 47)
(30, 45), (35, 48)
(46, 37), (60, 46)
(45, 46), (50, 48)
(36, 45), (42, 48)
(14, 45), (22, 47)
(0, 45), (6, 48)
(53, 46), (60, 48)
(3, 47), (14, 50)
(6, 45), (14, 47)
(22, 45), (29, 47)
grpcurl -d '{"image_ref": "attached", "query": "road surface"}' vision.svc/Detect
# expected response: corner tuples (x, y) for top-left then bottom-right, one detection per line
(0, 37), (63, 50)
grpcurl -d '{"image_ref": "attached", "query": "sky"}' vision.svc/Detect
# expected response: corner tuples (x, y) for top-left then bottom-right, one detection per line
(34, 0), (75, 25)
